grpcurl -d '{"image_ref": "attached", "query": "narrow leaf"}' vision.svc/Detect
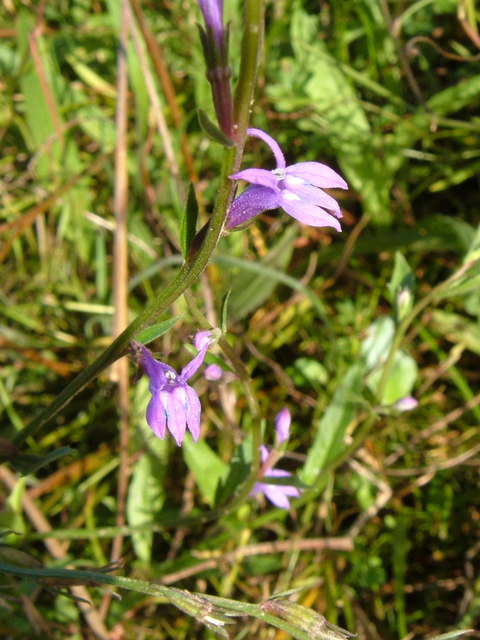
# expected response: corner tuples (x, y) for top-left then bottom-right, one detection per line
(180, 183), (199, 258)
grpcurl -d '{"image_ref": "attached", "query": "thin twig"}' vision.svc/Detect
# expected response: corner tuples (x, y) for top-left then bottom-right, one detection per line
(102, 0), (131, 619)
(159, 537), (353, 585)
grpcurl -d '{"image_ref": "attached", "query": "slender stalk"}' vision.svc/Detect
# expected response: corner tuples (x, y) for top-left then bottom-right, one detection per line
(106, 0), (130, 610)
(12, 0), (265, 449)
(232, 0), (264, 151)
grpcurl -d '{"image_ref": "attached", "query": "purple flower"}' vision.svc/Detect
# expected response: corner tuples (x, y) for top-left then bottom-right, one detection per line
(250, 408), (301, 509)
(251, 447), (301, 509)
(132, 333), (212, 446)
(226, 128), (347, 230)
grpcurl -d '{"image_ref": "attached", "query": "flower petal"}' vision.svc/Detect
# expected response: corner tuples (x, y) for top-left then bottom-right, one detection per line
(229, 168), (279, 189)
(286, 162), (348, 190)
(204, 364), (223, 381)
(279, 192), (342, 231)
(180, 341), (210, 381)
(162, 388), (187, 446)
(136, 343), (178, 391)
(282, 179), (343, 217)
(226, 185), (281, 229)
(253, 469), (301, 509)
(185, 384), (202, 441)
(247, 128), (286, 169)
(262, 485), (294, 509)
(194, 330), (213, 351)
(146, 393), (167, 440)
(275, 408), (291, 445)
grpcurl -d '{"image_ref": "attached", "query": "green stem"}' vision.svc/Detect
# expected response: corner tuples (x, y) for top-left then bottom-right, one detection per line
(232, 0), (264, 150)
(0, 562), (313, 638)
(12, 0), (265, 449)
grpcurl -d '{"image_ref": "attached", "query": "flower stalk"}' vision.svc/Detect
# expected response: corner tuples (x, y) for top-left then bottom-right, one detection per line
(10, 0), (265, 450)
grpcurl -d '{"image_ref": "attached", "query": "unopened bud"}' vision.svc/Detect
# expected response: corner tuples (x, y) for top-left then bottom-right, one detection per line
(261, 599), (355, 640)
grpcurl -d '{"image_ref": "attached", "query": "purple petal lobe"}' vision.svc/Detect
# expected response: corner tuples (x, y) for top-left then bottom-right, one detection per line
(181, 343), (209, 381)
(275, 408), (291, 445)
(137, 344), (177, 390)
(252, 469), (301, 509)
(162, 388), (187, 446)
(226, 185), (281, 229)
(247, 128), (286, 169)
(279, 193), (342, 231)
(194, 330), (213, 351)
(282, 179), (343, 216)
(230, 168), (279, 189)
(185, 385), (202, 441)
(286, 162), (348, 189)
(146, 393), (167, 440)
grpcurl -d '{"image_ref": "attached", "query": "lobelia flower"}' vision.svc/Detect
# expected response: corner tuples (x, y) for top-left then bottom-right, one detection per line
(131, 332), (213, 446)
(250, 408), (302, 509)
(226, 128), (348, 230)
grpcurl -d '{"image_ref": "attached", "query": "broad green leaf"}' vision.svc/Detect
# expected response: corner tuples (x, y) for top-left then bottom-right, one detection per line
(214, 252), (329, 325)
(465, 223), (480, 262)
(183, 437), (228, 506)
(127, 438), (167, 563)
(286, 358), (328, 389)
(361, 316), (417, 403)
(302, 363), (364, 484)
(361, 316), (395, 370)
(366, 351), (418, 405)
(427, 74), (480, 115)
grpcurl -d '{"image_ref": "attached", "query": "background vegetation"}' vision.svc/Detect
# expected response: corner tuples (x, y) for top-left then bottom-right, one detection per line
(0, 0), (479, 638)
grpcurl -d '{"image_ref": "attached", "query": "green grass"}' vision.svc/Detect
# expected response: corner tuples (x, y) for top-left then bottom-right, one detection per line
(0, 0), (479, 638)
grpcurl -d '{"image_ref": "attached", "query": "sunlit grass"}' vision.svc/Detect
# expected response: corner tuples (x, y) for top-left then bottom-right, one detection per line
(0, 1), (479, 638)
